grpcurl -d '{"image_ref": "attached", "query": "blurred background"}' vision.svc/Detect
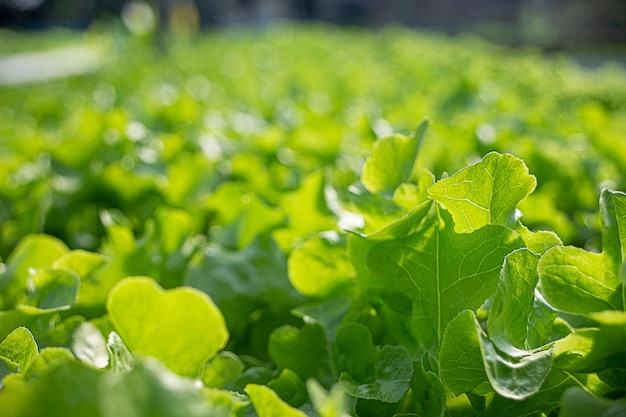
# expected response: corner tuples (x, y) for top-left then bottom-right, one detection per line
(1, 0), (625, 50)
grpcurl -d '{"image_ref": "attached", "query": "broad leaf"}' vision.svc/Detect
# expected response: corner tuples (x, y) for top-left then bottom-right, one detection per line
(0, 305), (57, 341)
(408, 362), (445, 417)
(392, 170), (436, 212)
(361, 119), (429, 197)
(488, 249), (557, 352)
(291, 297), (351, 340)
(364, 204), (523, 353)
(20, 347), (74, 381)
(205, 388), (250, 417)
(440, 311), (488, 395)
(538, 189), (626, 314)
(600, 189), (626, 266)
(441, 310), (553, 401)
(0, 327), (38, 375)
(107, 277), (228, 377)
(52, 250), (108, 315)
(0, 234), (68, 309)
(153, 205), (194, 255)
(0, 357), (19, 385)
(288, 232), (355, 298)
(483, 370), (581, 417)
(538, 248), (621, 313)
(206, 182), (285, 249)
(427, 152), (536, 233)
(335, 323), (376, 381)
(276, 170), (337, 248)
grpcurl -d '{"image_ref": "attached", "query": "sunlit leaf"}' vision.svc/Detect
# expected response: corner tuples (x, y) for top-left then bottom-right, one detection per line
(107, 277), (228, 377)
(428, 152), (536, 233)
(245, 384), (308, 417)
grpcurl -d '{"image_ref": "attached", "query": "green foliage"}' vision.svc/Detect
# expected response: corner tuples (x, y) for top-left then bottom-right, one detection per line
(0, 24), (626, 416)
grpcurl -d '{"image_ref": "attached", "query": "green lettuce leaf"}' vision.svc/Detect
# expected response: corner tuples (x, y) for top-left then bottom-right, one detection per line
(488, 249), (558, 352)
(0, 234), (68, 310)
(362, 202), (523, 354)
(361, 120), (428, 197)
(440, 310), (553, 401)
(538, 189), (626, 314)
(107, 277), (228, 377)
(427, 152), (536, 233)
(288, 232), (355, 298)
(0, 327), (38, 375)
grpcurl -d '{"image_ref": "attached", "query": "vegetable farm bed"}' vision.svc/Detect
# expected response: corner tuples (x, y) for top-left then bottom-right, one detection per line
(0, 24), (625, 416)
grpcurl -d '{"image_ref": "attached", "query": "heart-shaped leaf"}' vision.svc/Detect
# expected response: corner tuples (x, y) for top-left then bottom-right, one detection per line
(107, 277), (228, 377)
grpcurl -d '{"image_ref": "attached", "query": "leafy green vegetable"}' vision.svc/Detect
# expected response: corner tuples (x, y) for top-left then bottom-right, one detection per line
(538, 189), (626, 314)
(107, 277), (228, 377)
(288, 232), (355, 298)
(361, 201), (524, 354)
(361, 119), (428, 197)
(488, 249), (557, 351)
(427, 152), (536, 233)
(0, 327), (38, 387)
(0, 235), (68, 310)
